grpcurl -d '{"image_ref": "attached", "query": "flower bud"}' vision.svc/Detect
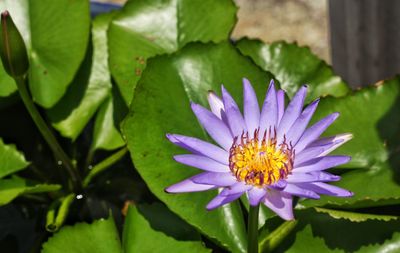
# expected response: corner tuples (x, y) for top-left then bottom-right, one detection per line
(0, 11), (29, 78)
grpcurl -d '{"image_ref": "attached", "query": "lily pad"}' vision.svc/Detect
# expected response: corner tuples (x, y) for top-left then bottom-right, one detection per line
(122, 41), (278, 252)
(273, 209), (400, 253)
(123, 204), (210, 253)
(41, 216), (121, 253)
(47, 13), (113, 140)
(236, 38), (350, 102)
(0, 138), (29, 178)
(301, 78), (400, 207)
(0, 0), (90, 108)
(108, 0), (237, 104)
(0, 177), (61, 206)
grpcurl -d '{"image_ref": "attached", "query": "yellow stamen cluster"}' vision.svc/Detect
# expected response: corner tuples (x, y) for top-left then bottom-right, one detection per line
(229, 129), (294, 187)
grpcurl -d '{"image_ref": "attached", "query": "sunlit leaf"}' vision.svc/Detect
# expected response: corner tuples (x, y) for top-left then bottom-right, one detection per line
(41, 216), (121, 253)
(0, 177), (60, 206)
(272, 209), (400, 253)
(108, 0), (237, 104)
(47, 13), (113, 140)
(0, 139), (29, 178)
(301, 78), (400, 207)
(0, 0), (90, 108)
(236, 38), (350, 102)
(123, 204), (210, 253)
(123, 41), (279, 253)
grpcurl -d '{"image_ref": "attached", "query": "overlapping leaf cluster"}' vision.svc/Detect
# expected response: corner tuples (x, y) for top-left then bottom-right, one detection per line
(0, 0), (399, 252)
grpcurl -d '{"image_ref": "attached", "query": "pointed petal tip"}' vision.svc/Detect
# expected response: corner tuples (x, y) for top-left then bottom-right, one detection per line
(221, 84), (227, 92)
(282, 215), (295, 221)
(342, 155), (352, 164)
(190, 101), (197, 110)
(313, 97), (321, 104)
(1, 10), (9, 17)
(340, 133), (354, 142)
(164, 186), (176, 194)
(268, 79), (276, 89)
(206, 204), (216, 211)
(336, 189), (354, 197)
(332, 112), (340, 119)
(207, 90), (216, 96)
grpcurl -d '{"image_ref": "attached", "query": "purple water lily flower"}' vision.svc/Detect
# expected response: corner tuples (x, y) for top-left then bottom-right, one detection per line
(165, 79), (353, 220)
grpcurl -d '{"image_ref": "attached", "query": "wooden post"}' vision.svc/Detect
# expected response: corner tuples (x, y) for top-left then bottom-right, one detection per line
(329, 0), (400, 88)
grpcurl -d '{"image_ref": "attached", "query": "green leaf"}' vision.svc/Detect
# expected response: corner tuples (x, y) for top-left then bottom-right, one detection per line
(300, 78), (400, 208)
(259, 220), (298, 253)
(0, 177), (61, 205)
(300, 162), (400, 208)
(123, 41), (277, 253)
(47, 13), (113, 140)
(41, 216), (122, 253)
(236, 38), (350, 102)
(123, 204), (210, 253)
(274, 209), (400, 253)
(0, 138), (29, 178)
(91, 88), (126, 151)
(0, 64), (15, 97)
(108, 0), (237, 104)
(313, 79), (400, 168)
(0, 0), (90, 108)
(313, 207), (398, 222)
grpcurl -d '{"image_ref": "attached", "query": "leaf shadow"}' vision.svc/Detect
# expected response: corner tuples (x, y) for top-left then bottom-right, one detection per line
(47, 36), (93, 122)
(377, 81), (400, 184)
(137, 202), (201, 242)
(275, 209), (400, 252)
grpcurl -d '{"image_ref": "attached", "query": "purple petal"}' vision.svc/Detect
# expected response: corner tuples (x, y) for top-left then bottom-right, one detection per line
(166, 134), (229, 165)
(285, 99), (319, 145)
(222, 86), (247, 137)
(269, 180), (287, 190)
(165, 177), (217, 193)
(297, 182), (353, 197)
(295, 139), (343, 165)
(296, 133), (353, 164)
(248, 187), (267, 206)
(206, 192), (243, 210)
(207, 91), (225, 119)
(277, 86), (307, 143)
(243, 78), (260, 133)
(192, 172), (237, 186)
(174, 154), (229, 172)
(220, 182), (252, 196)
(259, 80), (278, 134)
(191, 103), (233, 150)
(294, 156), (351, 173)
(294, 112), (340, 153)
(283, 184), (320, 199)
(286, 171), (340, 183)
(277, 89), (285, 124)
(263, 190), (294, 220)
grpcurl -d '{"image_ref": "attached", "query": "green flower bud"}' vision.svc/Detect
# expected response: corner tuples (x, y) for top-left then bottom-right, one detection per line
(0, 11), (29, 78)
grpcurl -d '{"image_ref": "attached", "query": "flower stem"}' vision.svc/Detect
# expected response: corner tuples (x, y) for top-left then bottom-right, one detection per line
(14, 76), (82, 192)
(83, 147), (128, 187)
(259, 220), (298, 252)
(248, 204), (260, 253)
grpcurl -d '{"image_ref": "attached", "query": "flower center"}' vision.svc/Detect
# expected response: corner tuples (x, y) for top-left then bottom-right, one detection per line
(229, 129), (294, 187)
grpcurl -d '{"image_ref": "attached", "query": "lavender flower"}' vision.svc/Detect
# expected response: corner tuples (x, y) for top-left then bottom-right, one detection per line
(165, 79), (353, 220)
